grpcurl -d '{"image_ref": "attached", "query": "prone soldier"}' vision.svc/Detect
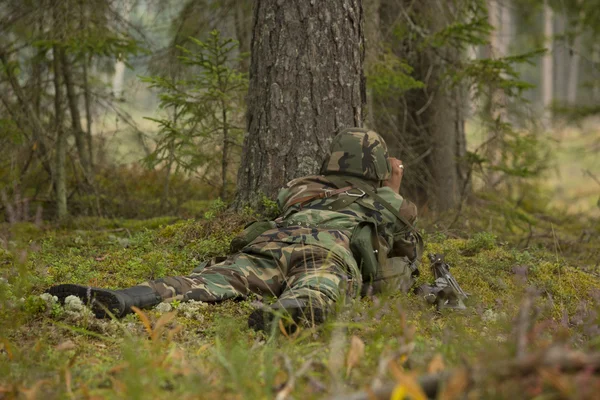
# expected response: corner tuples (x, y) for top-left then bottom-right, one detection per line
(48, 127), (423, 331)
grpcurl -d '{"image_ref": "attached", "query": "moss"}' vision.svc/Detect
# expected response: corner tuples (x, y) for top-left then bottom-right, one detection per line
(1, 207), (599, 399)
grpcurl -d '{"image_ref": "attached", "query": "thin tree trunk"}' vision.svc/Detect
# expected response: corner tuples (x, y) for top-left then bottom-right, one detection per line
(566, 17), (583, 105)
(82, 56), (94, 167)
(593, 43), (600, 102)
(541, 2), (554, 125)
(80, 0), (94, 168)
(161, 144), (174, 213)
(233, 0), (252, 72)
(53, 47), (68, 220)
(364, 0), (381, 129)
(377, 0), (468, 211)
(554, 13), (567, 103)
(61, 51), (93, 181)
(0, 54), (53, 175)
(485, 0), (510, 187)
(111, 0), (132, 99)
(234, 0), (366, 208)
(221, 104), (229, 200)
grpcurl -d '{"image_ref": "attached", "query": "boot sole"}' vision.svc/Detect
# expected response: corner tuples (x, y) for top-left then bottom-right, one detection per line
(48, 284), (125, 318)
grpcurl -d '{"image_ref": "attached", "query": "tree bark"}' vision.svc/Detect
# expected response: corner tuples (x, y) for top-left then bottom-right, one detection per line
(53, 47), (68, 220)
(234, 0), (366, 208)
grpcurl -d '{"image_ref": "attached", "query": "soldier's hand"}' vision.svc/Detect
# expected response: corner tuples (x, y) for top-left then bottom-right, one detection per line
(384, 157), (404, 193)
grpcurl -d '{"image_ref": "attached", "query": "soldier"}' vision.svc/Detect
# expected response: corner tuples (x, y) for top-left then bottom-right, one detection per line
(48, 128), (422, 331)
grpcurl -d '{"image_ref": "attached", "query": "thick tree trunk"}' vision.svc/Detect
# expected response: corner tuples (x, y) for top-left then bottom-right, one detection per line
(376, 0), (468, 211)
(53, 47), (68, 220)
(234, 0), (366, 208)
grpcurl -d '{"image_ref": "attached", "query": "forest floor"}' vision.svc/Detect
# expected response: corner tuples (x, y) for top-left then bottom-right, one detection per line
(1, 194), (599, 399)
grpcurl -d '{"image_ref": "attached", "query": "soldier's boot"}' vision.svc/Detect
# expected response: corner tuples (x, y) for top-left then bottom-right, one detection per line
(247, 298), (327, 333)
(48, 284), (162, 318)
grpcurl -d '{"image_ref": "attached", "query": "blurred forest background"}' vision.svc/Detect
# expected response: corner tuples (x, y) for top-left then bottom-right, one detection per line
(0, 0), (598, 223)
(1, 1), (600, 399)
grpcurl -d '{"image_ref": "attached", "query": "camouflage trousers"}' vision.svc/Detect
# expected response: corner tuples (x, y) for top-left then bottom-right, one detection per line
(140, 229), (357, 311)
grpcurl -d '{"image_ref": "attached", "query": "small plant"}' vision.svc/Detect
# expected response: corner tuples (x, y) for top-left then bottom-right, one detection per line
(141, 30), (248, 202)
(462, 232), (497, 256)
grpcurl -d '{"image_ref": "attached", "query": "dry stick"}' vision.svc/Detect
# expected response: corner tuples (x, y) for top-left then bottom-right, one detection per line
(515, 294), (533, 360)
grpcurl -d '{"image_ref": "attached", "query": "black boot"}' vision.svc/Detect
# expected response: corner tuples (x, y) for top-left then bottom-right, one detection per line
(248, 298), (327, 332)
(48, 284), (162, 318)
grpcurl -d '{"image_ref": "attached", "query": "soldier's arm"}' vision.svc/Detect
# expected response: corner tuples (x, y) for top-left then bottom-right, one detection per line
(389, 199), (420, 260)
(383, 157), (403, 193)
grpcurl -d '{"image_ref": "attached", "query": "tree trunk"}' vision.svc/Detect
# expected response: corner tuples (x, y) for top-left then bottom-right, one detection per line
(61, 51), (93, 181)
(221, 104), (229, 200)
(53, 47), (68, 220)
(364, 0), (381, 129)
(566, 17), (583, 106)
(376, 0), (468, 211)
(83, 61), (94, 166)
(234, 0), (366, 208)
(0, 54), (53, 176)
(541, 1), (554, 125)
(233, 0), (252, 72)
(593, 43), (600, 102)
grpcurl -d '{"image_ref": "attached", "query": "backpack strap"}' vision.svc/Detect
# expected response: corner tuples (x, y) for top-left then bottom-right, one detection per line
(285, 184), (354, 209)
(341, 177), (419, 234)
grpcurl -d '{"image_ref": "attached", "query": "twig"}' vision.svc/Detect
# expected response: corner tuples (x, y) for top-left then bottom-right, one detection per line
(515, 294), (533, 360)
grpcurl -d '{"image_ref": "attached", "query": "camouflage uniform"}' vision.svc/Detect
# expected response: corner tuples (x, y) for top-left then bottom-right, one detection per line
(48, 128), (420, 325)
(140, 129), (420, 313)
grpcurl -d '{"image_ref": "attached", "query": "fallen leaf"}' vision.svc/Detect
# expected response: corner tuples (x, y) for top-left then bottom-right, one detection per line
(346, 335), (365, 376)
(131, 306), (153, 338)
(388, 360), (427, 400)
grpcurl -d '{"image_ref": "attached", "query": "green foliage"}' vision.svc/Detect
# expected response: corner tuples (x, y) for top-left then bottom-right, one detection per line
(367, 50), (424, 96)
(463, 231), (497, 255)
(455, 50), (544, 99)
(70, 165), (212, 219)
(141, 30), (248, 198)
(260, 194), (280, 220)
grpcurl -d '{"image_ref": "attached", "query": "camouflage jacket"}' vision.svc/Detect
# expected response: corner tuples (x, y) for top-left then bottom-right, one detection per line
(272, 174), (418, 260)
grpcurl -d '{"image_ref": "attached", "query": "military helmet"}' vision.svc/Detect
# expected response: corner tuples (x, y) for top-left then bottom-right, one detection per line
(321, 127), (391, 182)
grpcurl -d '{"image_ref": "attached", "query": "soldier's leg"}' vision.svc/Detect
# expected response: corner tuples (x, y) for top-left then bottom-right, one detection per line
(248, 244), (356, 331)
(143, 248), (287, 303)
(278, 244), (352, 311)
(49, 247), (287, 318)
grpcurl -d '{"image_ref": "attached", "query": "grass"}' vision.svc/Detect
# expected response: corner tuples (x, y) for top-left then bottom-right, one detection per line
(1, 198), (599, 399)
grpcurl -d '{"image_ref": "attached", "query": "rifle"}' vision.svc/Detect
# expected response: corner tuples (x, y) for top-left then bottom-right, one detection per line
(415, 253), (468, 310)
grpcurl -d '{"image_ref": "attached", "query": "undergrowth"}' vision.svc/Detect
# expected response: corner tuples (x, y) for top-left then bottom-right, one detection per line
(0, 196), (599, 399)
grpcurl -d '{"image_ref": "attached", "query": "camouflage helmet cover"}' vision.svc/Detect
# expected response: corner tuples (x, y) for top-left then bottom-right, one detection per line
(321, 127), (392, 182)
